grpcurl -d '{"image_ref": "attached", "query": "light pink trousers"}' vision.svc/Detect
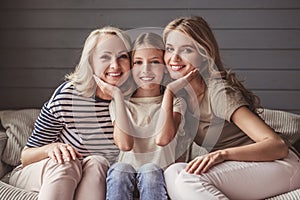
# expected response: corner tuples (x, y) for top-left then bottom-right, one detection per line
(9, 155), (109, 200)
(164, 150), (300, 200)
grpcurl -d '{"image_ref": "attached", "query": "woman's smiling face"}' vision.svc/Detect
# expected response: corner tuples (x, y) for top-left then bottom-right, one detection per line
(164, 30), (202, 79)
(91, 34), (131, 86)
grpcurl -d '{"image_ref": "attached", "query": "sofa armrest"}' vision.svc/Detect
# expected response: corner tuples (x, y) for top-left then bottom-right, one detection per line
(0, 181), (38, 200)
(0, 130), (8, 179)
(294, 138), (300, 153)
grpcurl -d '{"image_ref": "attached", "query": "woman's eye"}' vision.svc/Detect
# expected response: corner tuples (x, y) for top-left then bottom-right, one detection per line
(166, 47), (174, 53)
(118, 54), (129, 59)
(100, 55), (110, 60)
(183, 48), (193, 53)
(133, 60), (143, 65)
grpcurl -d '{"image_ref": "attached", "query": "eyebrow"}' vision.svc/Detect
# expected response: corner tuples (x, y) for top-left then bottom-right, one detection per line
(182, 44), (195, 48)
(134, 56), (161, 60)
(118, 50), (128, 54)
(165, 43), (195, 48)
(99, 50), (128, 54)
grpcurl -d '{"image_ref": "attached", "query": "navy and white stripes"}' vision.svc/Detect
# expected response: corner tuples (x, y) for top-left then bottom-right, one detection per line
(26, 82), (119, 164)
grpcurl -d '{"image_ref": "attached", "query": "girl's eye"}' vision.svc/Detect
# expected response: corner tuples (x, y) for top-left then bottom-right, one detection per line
(133, 60), (143, 65)
(166, 47), (174, 53)
(150, 60), (161, 64)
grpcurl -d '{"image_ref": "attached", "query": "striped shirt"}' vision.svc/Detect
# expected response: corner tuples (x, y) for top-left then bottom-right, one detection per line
(26, 82), (119, 164)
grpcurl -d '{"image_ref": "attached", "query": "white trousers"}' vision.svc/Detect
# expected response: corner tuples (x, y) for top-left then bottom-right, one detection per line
(164, 150), (300, 200)
(9, 155), (109, 200)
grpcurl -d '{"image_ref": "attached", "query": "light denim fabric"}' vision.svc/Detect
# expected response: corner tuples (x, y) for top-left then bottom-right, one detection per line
(106, 162), (168, 200)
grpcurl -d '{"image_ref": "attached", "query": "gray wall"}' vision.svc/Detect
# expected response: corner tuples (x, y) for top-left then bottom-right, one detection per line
(0, 0), (299, 114)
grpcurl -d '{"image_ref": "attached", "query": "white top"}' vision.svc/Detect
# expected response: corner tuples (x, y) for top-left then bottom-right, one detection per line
(110, 95), (186, 170)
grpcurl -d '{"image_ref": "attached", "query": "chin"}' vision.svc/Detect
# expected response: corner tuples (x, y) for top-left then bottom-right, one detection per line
(169, 72), (183, 80)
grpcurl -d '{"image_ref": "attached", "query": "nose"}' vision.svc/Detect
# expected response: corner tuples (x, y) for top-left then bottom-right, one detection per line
(141, 63), (151, 73)
(110, 58), (120, 69)
(170, 51), (181, 62)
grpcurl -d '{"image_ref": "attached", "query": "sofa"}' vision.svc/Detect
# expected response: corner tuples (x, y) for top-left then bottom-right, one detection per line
(0, 108), (300, 200)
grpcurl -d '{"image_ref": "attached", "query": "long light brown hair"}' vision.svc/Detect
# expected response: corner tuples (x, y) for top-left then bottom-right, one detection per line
(163, 16), (261, 112)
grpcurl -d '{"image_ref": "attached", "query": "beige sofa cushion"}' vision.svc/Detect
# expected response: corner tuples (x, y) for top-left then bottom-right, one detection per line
(0, 109), (40, 166)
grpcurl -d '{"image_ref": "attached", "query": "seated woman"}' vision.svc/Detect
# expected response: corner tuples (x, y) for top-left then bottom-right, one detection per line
(163, 16), (300, 200)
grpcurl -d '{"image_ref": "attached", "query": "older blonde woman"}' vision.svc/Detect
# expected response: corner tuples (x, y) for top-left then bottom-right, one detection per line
(9, 26), (132, 200)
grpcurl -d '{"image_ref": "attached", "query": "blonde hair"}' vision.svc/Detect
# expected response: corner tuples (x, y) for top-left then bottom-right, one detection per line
(163, 16), (261, 112)
(66, 26), (131, 97)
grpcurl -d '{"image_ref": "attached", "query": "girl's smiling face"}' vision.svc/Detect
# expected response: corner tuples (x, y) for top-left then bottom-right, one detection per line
(91, 34), (131, 86)
(164, 30), (202, 79)
(132, 46), (165, 96)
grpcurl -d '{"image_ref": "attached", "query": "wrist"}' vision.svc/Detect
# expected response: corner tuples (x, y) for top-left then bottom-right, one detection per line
(220, 149), (229, 161)
(112, 88), (123, 99)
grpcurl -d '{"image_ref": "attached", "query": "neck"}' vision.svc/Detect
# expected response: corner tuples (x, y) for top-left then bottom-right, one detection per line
(133, 86), (161, 98)
(96, 89), (112, 100)
(188, 75), (206, 97)
(184, 75), (206, 112)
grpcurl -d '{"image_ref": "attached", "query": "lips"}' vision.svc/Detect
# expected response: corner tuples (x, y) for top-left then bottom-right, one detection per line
(140, 76), (155, 81)
(170, 65), (184, 71)
(106, 72), (122, 77)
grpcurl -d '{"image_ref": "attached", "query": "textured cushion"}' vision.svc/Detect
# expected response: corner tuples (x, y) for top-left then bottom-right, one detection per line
(0, 130), (9, 179)
(0, 181), (38, 200)
(265, 188), (300, 200)
(0, 109), (40, 166)
(259, 109), (300, 145)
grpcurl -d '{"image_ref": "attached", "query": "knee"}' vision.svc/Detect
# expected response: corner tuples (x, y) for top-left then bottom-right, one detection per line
(83, 155), (110, 172)
(137, 163), (164, 185)
(45, 158), (82, 183)
(108, 162), (136, 175)
(164, 162), (186, 182)
(107, 163), (135, 185)
(139, 163), (161, 173)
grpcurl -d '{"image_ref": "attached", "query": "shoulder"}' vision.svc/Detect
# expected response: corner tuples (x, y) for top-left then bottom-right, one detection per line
(45, 81), (78, 108)
(207, 78), (246, 102)
(207, 78), (249, 121)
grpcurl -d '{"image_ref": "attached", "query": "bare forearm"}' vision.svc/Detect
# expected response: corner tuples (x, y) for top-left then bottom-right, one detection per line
(221, 138), (288, 162)
(21, 146), (49, 167)
(112, 91), (134, 151)
(156, 89), (177, 146)
(113, 125), (134, 151)
(227, 106), (289, 162)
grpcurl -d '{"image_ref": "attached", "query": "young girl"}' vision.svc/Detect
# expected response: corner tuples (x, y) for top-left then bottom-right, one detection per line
(8, 26), (132, 200)
(163, 16), (300, 200)
(94, 32), (189, 199)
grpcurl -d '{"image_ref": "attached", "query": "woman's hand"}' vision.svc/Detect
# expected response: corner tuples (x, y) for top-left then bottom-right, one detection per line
(46, 143), (82, 164)
(185, 150), (226, 174)
(93, 74), (121, 98)
(166, 69), (199, 94)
